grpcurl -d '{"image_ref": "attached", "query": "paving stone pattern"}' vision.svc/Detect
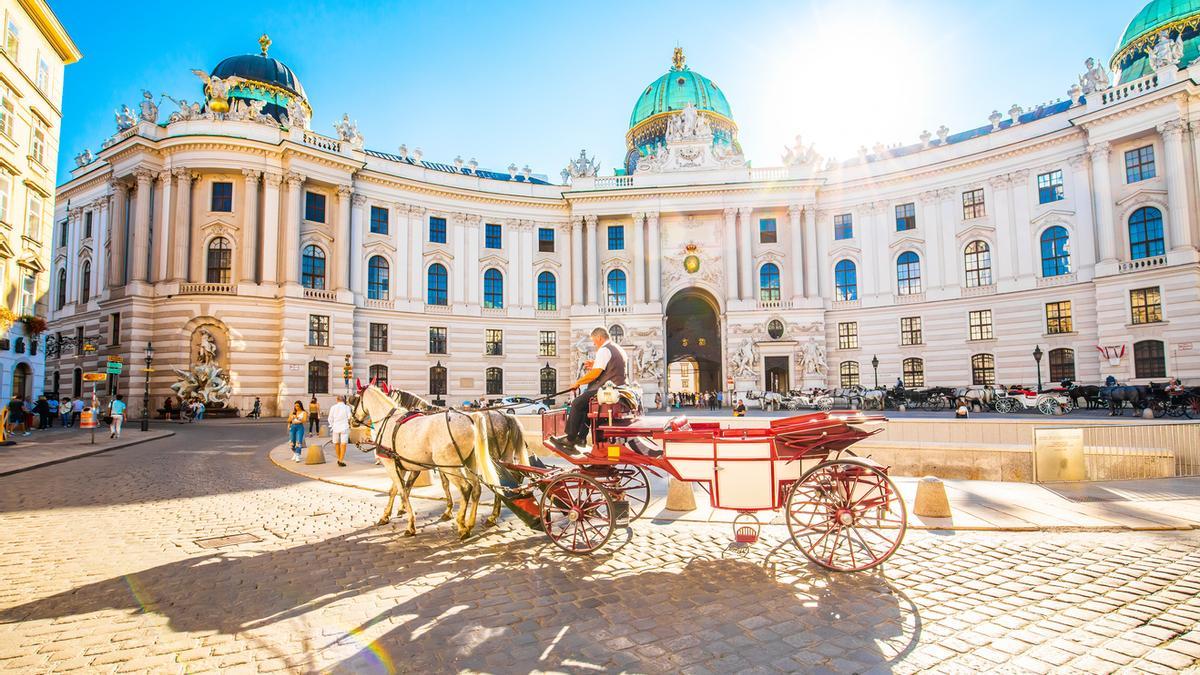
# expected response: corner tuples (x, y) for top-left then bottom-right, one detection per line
(0, 423), (1199, 673)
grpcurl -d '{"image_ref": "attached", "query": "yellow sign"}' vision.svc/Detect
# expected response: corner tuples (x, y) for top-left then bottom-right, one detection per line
(607, 445), (620, 459)
(1034, 428), (1085, 481)
(82, 372), (107, 382)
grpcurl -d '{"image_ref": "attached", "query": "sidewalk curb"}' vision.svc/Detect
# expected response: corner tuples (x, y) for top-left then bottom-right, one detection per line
(266, 443), (446, 502)
(0, 431), (177, 477)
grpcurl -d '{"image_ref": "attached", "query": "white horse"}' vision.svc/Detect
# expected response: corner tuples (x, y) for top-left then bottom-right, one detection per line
(352, 386), (501, 539)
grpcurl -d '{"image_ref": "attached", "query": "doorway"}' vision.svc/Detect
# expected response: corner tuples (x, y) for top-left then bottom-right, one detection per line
(665, 288), (722, 393)
(764, 356), (789, 393)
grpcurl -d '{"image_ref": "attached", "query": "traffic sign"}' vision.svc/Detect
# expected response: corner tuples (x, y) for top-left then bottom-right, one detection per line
(82, 372), (107, 382)
(106, 361), (124, 375)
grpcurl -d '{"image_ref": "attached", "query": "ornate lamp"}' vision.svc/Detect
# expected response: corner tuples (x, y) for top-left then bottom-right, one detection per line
(140, 342), (155, 431)
(1033, 346), (1044, 392)
(871, 355), (880, 389)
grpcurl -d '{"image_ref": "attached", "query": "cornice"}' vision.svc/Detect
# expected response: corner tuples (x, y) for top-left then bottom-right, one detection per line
(355, 169), (567, 212)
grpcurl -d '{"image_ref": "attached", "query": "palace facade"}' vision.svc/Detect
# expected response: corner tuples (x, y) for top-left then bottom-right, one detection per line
(48, 2), (1200, 414)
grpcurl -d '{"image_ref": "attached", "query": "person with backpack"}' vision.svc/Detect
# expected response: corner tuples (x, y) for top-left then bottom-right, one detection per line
(108, 395), (127, 439)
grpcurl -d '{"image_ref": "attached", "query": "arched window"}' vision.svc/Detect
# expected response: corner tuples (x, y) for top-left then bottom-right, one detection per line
(483, 268), (504, 309)
(1040, 226), (1071, 277)
(1048, 348), (1075, 383)
(12, 363), (29, 398)
(55, 267), (66, 309)
(485, 367), (503, 395)
(896, 251), (922, 295)
(1128, 207), (1165, 260)
(307, 360), (329, 394)
(834, 260), (857, 301)
(759, 263), (781, 302)
(301, 245), (326, 289)
(367, 256), (389, 300)
(609, 325), (624, 344)
(429, 363), (447, 395)
(963, 240), (992, 287)
(971, 354), (995, 385)
(79, 261), (91, 302)
(606, 269), (627, 306)
(839, 361), (860, 388)
(540, 366), (557, 396)
(537, 271), (557, 311)
(902, 358), (924, 387)
(1134, 340), (1166, 379)
(72, 367), (82, 398)
(427, 263), (448, 306)
(207, 237), (232, 284)
(368, 364), (388, 385)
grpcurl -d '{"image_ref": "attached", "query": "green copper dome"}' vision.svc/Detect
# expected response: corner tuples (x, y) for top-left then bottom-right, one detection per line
(628, 49), (733, 129)
(1112, 0), (1200, 83)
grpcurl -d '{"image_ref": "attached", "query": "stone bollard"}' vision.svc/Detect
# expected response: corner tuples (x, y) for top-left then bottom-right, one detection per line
(1142, 407), (1155, 419)
(303, 443), (326, 465)
(665, 477), (697, 512)
(914, 476), (952, 518)
(413, 470), (433, 487)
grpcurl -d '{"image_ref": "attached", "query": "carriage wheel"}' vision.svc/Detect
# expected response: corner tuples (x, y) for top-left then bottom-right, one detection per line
(927, 396), (946, 412)
(1037, 397), (1059, 415)
(817, 397), (834, 412)
(1186, 395), (1200, 420)
(785, 459), (907, 572)
(594, 465), (651, 521)
(1150, 400), (1167, 419)
(995, 398), (1018, 414)
(539, 473), (615, 554)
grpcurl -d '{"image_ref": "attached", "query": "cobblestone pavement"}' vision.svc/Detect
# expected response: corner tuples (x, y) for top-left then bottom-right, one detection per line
(1, 423), (1199, 673)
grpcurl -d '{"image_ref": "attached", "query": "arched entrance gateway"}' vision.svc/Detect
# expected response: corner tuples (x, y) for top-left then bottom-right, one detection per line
(664, 288), (722, 395)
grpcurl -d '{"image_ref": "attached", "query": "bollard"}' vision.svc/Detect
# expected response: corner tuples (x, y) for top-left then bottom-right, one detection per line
(413, 470), (433, 487)
(1141, 407), (1155, 419)
(914, 476), (952, 518)
(304, 444), (326, 465)
(665, 477), (697, 512)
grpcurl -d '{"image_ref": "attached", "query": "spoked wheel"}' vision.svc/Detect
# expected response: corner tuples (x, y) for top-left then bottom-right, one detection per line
(591, 465), (651, 521)
(995, 397), (1018, 414)
(784, 459), (907, 572)
(817, 397), (834, 412)
(539, 473), (615, 554)
(1037, 397), (1059, 415)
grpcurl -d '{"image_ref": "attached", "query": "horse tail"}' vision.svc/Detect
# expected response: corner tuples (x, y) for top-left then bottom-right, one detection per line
(470, 412), (501, 487)
(504, 413), (529, 466)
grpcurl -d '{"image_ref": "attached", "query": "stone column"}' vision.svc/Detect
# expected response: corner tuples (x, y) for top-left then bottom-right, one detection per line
(988, 176), (1014, 282)
(815, 210), (831, 298)
(462, 215), (479, 305)
(738, 207), (753, 300)
(787, 204), (803, 301)
(334, 185), (353, 292)
(452, 213), (467, 305)
(152, 172), (172, 283)
(646, 211), (662, 304)
(584, 214), (598, 305)
(861, 204), (882, 297)
(1158, 120), (1193, 251)
(1089, 142), (1116, 263)
(392, 202), (408, 300)
(64, 208), (79, 304)
(108, 181), (129, 287)
(408, 206), (424, 303)
(129, 167), (154, 283)
(723, 207), (738, 303)
(919, 191), (945, 288)
(630, 212), (645, 305)
(1010, 171), (1034, 279)
(349, 193), (366, 298)
(283, 172), (305, 288)
(505, 219), (520, 308)
(260, 172), (282, 286)
(570, 215), (584, 306)
(937, 190), (959, 286)
(802, 205), (818, 299)
(170, 169), (194, 282)
(520, 221), (535, 307)
(94, 197), (109, 294)
(240, 169), (261, 283)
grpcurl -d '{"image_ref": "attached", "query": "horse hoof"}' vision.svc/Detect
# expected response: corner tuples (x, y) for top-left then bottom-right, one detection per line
(376, 518), (390, 526)
(439, 512), (453, 522)
(403, 529), (416, 537)
(459, 530), (473, 541)
(484, 517), (498, 528)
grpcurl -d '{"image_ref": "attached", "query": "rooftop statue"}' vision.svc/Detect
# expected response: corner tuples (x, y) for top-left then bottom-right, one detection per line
(564, 149), (600, 179)
(285, 98), (307, 129)
(1148, 30), (1184, 70)
(191, 70), (245, 114)
(333, 113), (364, 148)
(782, 135), (818, 167)
(139, 90), (159, 124)
(73, 149), (93, 168)
(163, 94), (203, 123)
(1078, 57), (1111, 94)
(114, 105), (136, 131)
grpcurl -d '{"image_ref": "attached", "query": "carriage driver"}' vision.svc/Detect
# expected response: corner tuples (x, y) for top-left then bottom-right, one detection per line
(549, 326), (629, 455)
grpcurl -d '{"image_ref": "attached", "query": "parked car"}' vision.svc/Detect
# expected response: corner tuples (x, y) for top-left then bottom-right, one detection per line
(490, 396), (549, 415)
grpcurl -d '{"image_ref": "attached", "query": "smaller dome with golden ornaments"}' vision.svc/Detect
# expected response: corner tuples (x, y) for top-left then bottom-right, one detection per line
(209, 34), (311, 123)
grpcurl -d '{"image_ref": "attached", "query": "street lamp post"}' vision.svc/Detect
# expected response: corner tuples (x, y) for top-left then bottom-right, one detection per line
(1033, 345), (1044, 392)
(140, 342), (154, 431)
(432, 360), (446, 407)
(871, 355), (880, 389)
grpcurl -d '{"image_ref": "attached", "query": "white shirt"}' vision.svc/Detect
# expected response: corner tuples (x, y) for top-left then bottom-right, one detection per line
(326, 402), (353, 433)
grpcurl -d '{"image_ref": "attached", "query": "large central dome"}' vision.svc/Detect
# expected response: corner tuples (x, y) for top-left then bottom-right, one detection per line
(1112, 0), (1200, 83)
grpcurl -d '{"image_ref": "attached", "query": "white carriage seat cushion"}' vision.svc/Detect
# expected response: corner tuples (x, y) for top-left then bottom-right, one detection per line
(663, 416), (692, 432)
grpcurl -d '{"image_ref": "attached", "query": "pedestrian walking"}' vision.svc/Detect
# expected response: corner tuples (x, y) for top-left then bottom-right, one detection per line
(6, 395), (27, 436)
(71, 397), (84, 427)
(308, 396), (321, 436)
(288, 401), (307, 462)
(249, 397), (262, 419)
(194, 400), (206, 421)
(34, 395), (51, 430)
(327, 395), (352, 467)
(108, 395), (126, 439)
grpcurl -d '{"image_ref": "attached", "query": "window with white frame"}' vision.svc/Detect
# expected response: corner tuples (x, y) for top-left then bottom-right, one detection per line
(25, 190), (42, 240)
(36, 55), (49, 93)
(5, 19), (19, 59)
(0, 82), (14, 139)
(30, 118), (46, 166)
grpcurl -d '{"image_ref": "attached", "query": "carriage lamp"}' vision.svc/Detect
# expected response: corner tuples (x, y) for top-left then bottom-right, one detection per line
(1033, 345), (1044, 393)
(871, 355), (880, 389)
(140, 342), (155, 432)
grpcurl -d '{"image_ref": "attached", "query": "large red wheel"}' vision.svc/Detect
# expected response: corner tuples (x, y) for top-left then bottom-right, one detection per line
(539, 473), (615, 554)
(784, 459), (907, 572)
(591, 465), (651, 521)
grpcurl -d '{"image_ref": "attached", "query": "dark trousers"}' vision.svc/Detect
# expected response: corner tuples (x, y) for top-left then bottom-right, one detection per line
(565, 388), (597, 445)
(309, 416), (319, 434)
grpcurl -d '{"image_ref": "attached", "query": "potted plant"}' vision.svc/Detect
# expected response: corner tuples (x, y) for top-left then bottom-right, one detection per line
(19, 315), (47, 338)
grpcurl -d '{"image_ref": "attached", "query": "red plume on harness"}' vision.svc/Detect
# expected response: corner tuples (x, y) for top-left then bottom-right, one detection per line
(381, 381), (391, 394)
(355, 378), (364, 393)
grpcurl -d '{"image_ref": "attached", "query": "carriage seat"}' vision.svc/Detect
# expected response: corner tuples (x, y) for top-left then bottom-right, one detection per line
(663, 416), (692, 432)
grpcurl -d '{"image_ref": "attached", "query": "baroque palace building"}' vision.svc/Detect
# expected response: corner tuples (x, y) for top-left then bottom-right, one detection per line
(48, 1), (1200, 415)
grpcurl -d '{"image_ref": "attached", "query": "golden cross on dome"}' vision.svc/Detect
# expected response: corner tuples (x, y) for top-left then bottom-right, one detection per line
(672, 46), (685, 70)
(258, 33), (272, 56)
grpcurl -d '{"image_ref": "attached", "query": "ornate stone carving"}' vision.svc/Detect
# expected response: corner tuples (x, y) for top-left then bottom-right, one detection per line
(662, 241), (722, 292)
(286, 98), (308, 129)
(781, 135), (819, 167)
(351, 193), (368, 207)
(797, 338), (826, 376)
(1157, 119), (1185, 140)
(171, 326), (233, 405)
(163, 94), (203, 123)
(241, 168), (262, 182)
(262, 171), (284, 187)
(138, 90), (159, 124)
(1088, 141), (1111, 161)
(114, 105), (136, 131)
(73, 149), (93, 168)
(564, 149), (599, 180)
(633, 341), (664, 382)
(728, 338), (759, 379)
(636, 102), (745, 174)
(988, 110), (1002, 131)
(1078, 57), (1111, 94)
(333, 113), (364, 149)
(1148, 30), (1184, 70)
(284, 172), (305, 188)
(191, 69), (245, 113)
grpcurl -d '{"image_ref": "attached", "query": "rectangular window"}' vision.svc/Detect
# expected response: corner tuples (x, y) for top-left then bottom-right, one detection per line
(1037, 170), (1064, 204)
(429, 216), (447, 243)
(485, 223), (502, 249)
(539, 330), (557, 357)
(962, 188), (986, 219)
(368, 322), (388, 352)
(759, 218), (777, 243)
(968, 309), (993, 341)
(30, 119), (46, 166)
(1045, 301), (1073, 334)
(5, 19), (18, 58)
(607, 225), (624, 250)
(0, 173), (8, 225)
(1125, 145), (1156, 183)
(210, 182), (233, 212)
(304, 191), (326, 223)
(833, 213), (853, 240)
(25, 191), (42, 240)
(895, 203), (916, 231)
(538, 227), (555, 252)
(369, 205), (388, 234)
(1130, 287), (1162, 324)
(308, 315), (330, 347)
(428, 327), (447, 354)
(485, 329), (503, 356)
(0, 83), (12, 139)
(110, 312), (121, 345)
(837, 322), (858, 350)
(900, 317), (922, 345)
(84, 211), (93, 239)
(308, 361), (329, 394)
(58, 218), (67, 248)
(36, 56), (49, 92)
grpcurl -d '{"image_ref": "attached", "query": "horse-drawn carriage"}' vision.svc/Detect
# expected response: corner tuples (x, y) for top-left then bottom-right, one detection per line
(994, 387), (1074, 415)
(495, 384), (907, 571)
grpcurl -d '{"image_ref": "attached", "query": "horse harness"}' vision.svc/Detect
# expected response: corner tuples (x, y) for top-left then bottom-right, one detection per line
(367, 405), (491, 485)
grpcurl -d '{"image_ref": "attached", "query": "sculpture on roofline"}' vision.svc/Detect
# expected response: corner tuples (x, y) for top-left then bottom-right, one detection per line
(114, 105), (137, 131)
(191, 70), (245, 114)
(564, 149), (600, 179)
(1148, 30), (1184, 70)
(163, 94), (202, 123)
(73, 149), (93, 168)
(1078, 57), (1111, 94)
(138, 90), (159, 124)
(286, 98), (307, 129)
(333, 113), (364, 148)
(782, 134), (818, 167)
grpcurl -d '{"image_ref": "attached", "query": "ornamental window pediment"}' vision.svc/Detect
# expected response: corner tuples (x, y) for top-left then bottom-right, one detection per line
(955, 221), (995, 243)
(479, 253), (507, 270)
(423, 249), (453, 266)
(363, 240), (396, 256)
(888, 234), (925, 251)
(1115, 188), (1168, 210)
(1029, 208), (1075, 227)
(201, 219), (240, 238)
(300, 227), (333, 245)
(828, 240), (860, 257)
(599, 253), (627, 269)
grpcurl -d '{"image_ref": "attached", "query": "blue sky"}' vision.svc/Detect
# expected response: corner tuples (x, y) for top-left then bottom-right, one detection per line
(52, 0), (1139, 182)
